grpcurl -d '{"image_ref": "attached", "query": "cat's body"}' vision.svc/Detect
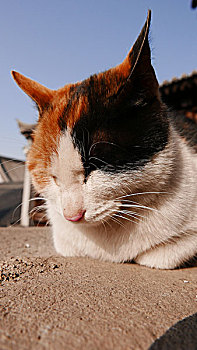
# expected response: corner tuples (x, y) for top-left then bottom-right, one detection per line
(12, 11), (197, 269)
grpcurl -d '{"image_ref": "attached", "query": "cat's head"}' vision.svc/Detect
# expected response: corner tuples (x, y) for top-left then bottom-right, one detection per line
(12, 10), (170, 225)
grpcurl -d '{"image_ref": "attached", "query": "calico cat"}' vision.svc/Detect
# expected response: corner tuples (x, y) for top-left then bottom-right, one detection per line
(12, 10), (197, 269)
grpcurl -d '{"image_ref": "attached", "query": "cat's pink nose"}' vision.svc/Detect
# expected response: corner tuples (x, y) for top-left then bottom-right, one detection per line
(63, 210), (85, 222)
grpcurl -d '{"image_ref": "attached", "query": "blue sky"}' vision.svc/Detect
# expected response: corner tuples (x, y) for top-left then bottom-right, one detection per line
(0, 0), (196, 160)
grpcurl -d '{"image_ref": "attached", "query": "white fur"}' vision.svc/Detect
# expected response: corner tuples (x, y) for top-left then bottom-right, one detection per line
(41, 127), (197, 269)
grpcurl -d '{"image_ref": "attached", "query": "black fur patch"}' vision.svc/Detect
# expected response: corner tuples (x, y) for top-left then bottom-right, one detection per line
(71, 94), (169, 179)
(58, 114), (67, 131)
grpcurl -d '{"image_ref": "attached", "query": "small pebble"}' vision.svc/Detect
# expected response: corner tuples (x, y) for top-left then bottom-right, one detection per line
(25, 243), (30, 248)
(183, 280), (189, 283)
(53, 264), (59, 269)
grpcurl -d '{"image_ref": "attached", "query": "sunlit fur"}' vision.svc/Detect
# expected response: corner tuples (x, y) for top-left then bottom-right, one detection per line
(12, 11), (197, 269)
(43, 127), (197, 269)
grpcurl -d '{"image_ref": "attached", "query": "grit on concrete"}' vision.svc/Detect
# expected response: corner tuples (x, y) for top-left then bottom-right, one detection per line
(0, 227), (197, 350)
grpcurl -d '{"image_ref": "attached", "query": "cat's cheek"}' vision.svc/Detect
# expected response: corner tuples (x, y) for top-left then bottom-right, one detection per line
(30, 173), (50, 196)
(39, 180), (61, 211)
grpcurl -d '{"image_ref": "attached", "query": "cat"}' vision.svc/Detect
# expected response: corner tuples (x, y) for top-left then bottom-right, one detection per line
(12, 10), (197, 269)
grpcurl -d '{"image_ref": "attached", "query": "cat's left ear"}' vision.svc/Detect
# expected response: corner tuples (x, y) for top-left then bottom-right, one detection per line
(11, 71), (54, 113)
(115, 10), (159, 100)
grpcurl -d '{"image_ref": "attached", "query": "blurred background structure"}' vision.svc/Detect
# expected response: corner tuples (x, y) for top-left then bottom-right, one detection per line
(0, 156), (24, 226)
(192, 0), (197, 9)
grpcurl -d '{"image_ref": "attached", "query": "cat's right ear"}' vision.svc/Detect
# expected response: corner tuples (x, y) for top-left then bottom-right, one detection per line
(11, 71), (54, 114)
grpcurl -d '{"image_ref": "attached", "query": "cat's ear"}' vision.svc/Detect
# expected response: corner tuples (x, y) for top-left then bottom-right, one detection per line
(11, 71), (54, 113)
(115, 10), (159, 100)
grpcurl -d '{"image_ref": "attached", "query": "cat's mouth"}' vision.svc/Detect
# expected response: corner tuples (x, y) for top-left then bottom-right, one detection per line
(80, 205), (122, 226)
(62, 201), (125, 226)
(63, 208), (112, 226)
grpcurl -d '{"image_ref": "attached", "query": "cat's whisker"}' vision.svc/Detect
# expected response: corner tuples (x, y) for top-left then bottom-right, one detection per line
(36, 213), (48, 226)
(119, 202), (181, 227)
(30, 196), (46, 201)
(88, 140), (124, 157)
(10, 216), (22, 227)
(105, 218), (113, 230)
(89, 156), (115, 169)
(101, 219), (107, 234)
(1, 163), (26, 175)
(88, 142), (100, 156)
(89, 162), (101, 171)
(116, 191), (170, 200)
(0, 158), (24, 166)
(120, 209), (147, 220)
(118, 203), (158, 212)
(113, 212), (138, 225)
(11, 197), (46, 221)
(11, 202), (23, 220)
(29, 204), (46, 217)
(44, 220), (50, 227)
(110, 216), (127, 229)
(119, 210), (144, 223)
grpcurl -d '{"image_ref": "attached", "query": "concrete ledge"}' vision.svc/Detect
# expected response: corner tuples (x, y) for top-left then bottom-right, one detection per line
(0, 227), (197, 349)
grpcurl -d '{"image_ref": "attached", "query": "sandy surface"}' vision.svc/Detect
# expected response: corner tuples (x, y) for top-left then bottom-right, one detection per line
(0, 227), (197, 350)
